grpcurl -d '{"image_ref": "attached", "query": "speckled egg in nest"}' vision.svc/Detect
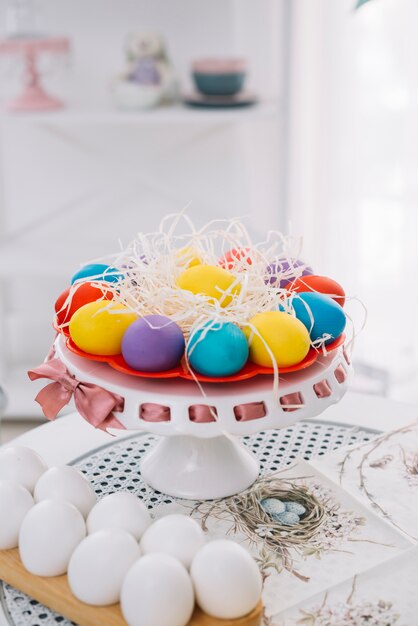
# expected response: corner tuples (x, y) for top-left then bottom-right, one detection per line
(223, 476), (326, 552)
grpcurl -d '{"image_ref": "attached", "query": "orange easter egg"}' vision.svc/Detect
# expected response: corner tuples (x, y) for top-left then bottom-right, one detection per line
(55, 282), (114, 325)
(219, 247), (253, 270)
(288, 275), (345, 307)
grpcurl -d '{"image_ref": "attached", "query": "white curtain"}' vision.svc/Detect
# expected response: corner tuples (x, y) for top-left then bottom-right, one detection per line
(287, 0), (418, 399)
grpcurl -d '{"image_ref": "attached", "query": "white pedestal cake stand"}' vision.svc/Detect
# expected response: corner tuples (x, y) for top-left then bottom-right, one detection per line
(54, 335), (352, 500)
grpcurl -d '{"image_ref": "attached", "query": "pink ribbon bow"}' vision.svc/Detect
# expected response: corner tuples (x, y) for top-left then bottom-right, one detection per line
(28, 358), (125, 432)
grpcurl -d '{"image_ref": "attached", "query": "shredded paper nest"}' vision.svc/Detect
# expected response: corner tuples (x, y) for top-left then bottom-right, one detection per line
(64, 213), (317, 337)
(55, 213), (361, 400)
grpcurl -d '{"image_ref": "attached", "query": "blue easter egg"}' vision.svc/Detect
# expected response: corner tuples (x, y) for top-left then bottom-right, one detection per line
(290, 292), (346, 345)
(187, 321), (249, 377)
(273, 511), (300, 526)
(284, 501), (306, 516)
(260, 498), (285, 517)
(71, 263), (123, 285)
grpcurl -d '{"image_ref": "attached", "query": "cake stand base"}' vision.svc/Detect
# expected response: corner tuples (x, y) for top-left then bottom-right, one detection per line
(54, 335), (352, 500)
(140, 434), (259, 500)
(7, 84), (64, 111)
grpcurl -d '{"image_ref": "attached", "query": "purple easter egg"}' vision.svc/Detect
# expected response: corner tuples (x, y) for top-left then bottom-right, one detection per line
(266, 258), (313, 289)
(122, 315), (185, 372)
(123, 256), (148, 287)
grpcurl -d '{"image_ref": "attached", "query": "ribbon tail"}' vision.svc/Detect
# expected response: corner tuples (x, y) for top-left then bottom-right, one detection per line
(35, 381), (72, 420)
(94, 412), (125, 435)
(74, 385), (125, 433)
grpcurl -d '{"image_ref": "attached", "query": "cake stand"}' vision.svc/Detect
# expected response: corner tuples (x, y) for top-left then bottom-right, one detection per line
(0, 37), (70, 111)
(54, 335), (352, 500)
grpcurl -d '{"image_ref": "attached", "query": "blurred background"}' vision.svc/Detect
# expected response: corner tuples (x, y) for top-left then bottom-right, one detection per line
(0, 0), (416, 437)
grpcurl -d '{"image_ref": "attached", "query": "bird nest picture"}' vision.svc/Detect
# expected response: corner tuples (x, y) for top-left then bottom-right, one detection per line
(194, 475), (325, 581)
(193, 474), (367, 582)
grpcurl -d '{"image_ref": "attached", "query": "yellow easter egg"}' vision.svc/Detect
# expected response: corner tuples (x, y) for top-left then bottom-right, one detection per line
(175, 246), (202, 268)
(69, 301), (137, 355)
(176, 265), (241, 308)
(245, 311), (310, 367)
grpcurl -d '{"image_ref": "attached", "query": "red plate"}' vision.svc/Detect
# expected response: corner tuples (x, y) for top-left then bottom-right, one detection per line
(57, 323), (345, 384)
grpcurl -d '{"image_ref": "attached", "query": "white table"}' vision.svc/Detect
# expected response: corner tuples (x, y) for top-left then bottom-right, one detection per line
(0, 390), (416, 626)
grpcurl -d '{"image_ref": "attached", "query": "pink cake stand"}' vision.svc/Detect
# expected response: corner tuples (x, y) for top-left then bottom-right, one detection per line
(0, 37), (70, 111)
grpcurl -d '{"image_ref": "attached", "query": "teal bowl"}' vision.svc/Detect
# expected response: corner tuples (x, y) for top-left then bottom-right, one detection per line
(193, 71), (246, 96)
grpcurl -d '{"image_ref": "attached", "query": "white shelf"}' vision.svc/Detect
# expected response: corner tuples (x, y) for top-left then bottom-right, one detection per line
(0, 101), (281, 127)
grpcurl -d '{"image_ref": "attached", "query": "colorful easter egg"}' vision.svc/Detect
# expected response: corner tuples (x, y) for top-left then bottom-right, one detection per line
(266, 258), (313, 289)
(187, 322), (249, 377)
(291, 292), (346, 345)
(176, 265), (241, 308)
(121, 315), (185, 372)
(288, 274), (346, 307)
(69, 301), (137, 355)
(71, 263), (123, 285)
(55, 282), (114, 325)
(219, 247), (253, 270)
(245, 311), (310, 368)
(175, 246), (202, 268)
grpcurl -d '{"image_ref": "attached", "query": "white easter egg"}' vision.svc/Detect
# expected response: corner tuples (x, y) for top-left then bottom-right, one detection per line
(68, 528), (140, 606)
(19, 500), (86, 576)
(190, 540), (262, 619)
(87, 492), (151, 540)
(0, 480), (34, 549)
(121, 553), (194, 626)
(34, 466), (96, 518)
(0, 446), (47, 493)
(140, 514), (205, 569)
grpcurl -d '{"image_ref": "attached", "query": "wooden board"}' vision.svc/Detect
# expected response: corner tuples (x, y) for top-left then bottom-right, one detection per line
(0, 549), (262, 626)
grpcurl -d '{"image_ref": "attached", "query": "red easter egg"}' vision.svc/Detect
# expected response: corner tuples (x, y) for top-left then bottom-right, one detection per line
(55, 282), (114, 325)
(219, 247), (253, 270)
(288, 275), (345, 307)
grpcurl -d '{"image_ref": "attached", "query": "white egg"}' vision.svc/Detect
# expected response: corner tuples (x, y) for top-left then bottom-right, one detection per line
(34, 466), (96, 518)
(19, 500), (86, 576)
(121, 553), (195, 626)
(190, 540), (262, 619)
(87, 492), (151, 540)
(68, 528), (140, 606)
(140, 514), (205, 569)
(0, 446), (47, 493)
(0, 480), (34, 549)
